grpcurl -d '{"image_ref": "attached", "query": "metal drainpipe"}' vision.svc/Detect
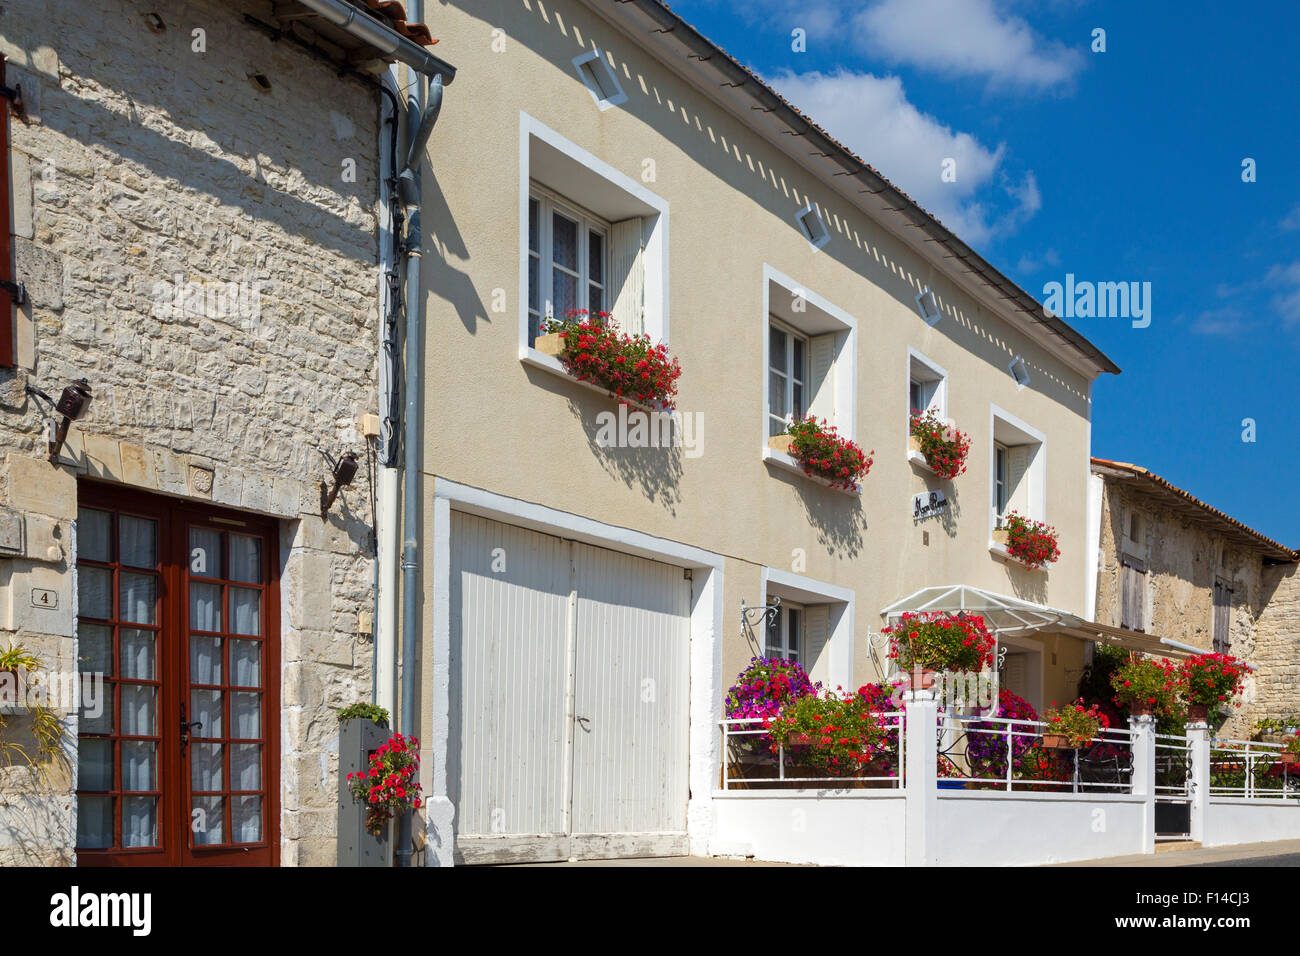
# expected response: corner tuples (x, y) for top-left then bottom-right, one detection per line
(395, 0), (426, 865)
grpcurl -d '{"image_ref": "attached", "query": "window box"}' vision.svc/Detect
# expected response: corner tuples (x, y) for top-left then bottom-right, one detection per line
(992, 513), (1059, 570)
(532, 313), (682, 412)
(767, 418), (872, 494)
(908, 410), (970, 480)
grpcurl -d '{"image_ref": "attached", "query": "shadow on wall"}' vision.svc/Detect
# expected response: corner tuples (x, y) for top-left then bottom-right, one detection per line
(775, 470), (867, 559)
(565, 391), (684, 516)
(422, 171), (491, 335)
(911, 466), (962, 540)
(480, 0), (1092, 418)
(1003, 559), (1049, 605)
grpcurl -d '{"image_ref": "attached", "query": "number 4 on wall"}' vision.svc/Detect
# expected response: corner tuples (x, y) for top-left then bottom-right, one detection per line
(30, 587), (58, 610)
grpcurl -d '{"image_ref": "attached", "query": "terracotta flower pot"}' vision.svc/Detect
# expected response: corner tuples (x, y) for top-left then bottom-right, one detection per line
(898, 668), (938, 691)
(1281, 752), (1300, 767)
(1129, 702), (1156, 717)
(1040, 733), (1075, 750)
(1187, 703), (1209, 720)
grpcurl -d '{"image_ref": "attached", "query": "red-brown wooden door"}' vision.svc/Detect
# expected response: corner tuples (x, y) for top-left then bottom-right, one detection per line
(75, 483), (279, 866)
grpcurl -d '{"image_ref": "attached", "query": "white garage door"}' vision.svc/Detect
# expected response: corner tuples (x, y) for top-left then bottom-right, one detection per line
(449, 513), (691, 864)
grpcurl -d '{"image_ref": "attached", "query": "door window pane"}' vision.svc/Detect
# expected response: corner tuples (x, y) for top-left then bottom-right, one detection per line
(191, 582), (222, 632)
(78, 738), (114, 791)
(76, 795), (114, 849)
(230, 640), (260, 687)
(192, 796), (224, 845)
(189, 528), (222, 579)
(231, 692), (261, 739)
(230, 588), (261, 636)
(122, 740), (156, 791)
(232, 796), (262, 843)
(191, 690), (223, 740)
(190, 636), (222, 685)
(80, 690), (113, 735)
(229, 535), (261, 584)
(79, 623), (113, 676)
(78, 567), (113, 620)
(120, 629), (155, 680)
(192, 742), (223, 791)
(231, 743), (261, 790)
(120, 685), (156, 736)
(122, 796), (158, 848)
(119, 573), (157, 625)
(78, 509), (112, 563)
(119, 515), (157, 569)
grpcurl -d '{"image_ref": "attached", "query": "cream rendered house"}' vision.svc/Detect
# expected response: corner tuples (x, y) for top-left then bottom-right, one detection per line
(413, 0), (1123, 864)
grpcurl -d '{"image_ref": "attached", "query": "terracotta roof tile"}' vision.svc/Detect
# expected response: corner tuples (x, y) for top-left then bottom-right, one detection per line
(350, 0), (437, 46)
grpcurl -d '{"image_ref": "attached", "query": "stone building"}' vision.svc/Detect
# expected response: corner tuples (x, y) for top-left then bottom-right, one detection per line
(0, 0), (439, 865)
(1090, 458), (1299, 735)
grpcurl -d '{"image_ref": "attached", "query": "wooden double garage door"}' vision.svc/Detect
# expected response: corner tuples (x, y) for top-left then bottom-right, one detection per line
(449, 513), (691, 864)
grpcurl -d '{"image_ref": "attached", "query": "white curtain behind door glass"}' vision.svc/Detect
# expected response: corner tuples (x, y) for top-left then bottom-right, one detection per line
(119, 515), (157, 569)
(120, 629), (155, 680)
(191, 582), (222, 632)
(190, 636), (221, 685)
(232, 796), (261, 843)
(78, 738), (113, 791)
(122, 796), (157, 847)
(122, 740), (156, 790)
(78, 567), (112, 620)
(230, 588), (260, 636)
(119, 684), (155, 735)
(119, 573), (156, 624)
(231, 692), (260, 739)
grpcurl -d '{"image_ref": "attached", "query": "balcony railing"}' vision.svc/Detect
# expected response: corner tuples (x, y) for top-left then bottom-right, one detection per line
(719, 713), (905, 790)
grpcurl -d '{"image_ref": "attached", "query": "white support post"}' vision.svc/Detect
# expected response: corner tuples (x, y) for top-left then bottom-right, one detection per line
(1186, 720), (1210, 844)
(904, 689), (939, 867)
(1129, 714), (1157, 854)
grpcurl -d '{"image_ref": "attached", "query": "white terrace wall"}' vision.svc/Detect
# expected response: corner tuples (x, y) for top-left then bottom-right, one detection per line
(0, 0), (382, 865)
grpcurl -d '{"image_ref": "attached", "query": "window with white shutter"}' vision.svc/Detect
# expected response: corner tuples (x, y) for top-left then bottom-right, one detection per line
(990, 407), (1046, 529)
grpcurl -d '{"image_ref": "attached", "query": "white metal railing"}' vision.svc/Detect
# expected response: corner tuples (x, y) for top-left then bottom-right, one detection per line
(937, 713), (1137, 794)
(1209, 738), (1300, 799)
(719, 712), (905, 790)
(1154, 733), (1193, 800)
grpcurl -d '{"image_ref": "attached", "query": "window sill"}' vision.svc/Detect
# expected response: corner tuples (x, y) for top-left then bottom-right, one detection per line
(762, 445), (861, 496)
(907, 448), (937, 475)
(520, 346), (662, 415)
(988, 535), (1048, 573)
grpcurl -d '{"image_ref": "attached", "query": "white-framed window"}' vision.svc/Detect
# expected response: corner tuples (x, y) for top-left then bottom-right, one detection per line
(572, 48), (628, 110)
(765, 601), (803, 662)
(907, 349), (947, 419)
(518, 114), (669, 364)
(528, 186), (608, 344)
(768, 320), (809, 437)
(990, 406), (1046, 531)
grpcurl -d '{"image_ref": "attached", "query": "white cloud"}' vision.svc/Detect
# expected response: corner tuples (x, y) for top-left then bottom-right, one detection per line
(1266, 262), (1300, 324)
(1016, 247), (1061, 274)
(1280, 204), (1300, 232)
(767, 69), (1041, 244)
(854, 0), (1085, 91)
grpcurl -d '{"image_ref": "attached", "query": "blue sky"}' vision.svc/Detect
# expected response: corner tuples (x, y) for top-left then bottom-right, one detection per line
(671, 0), (1300, 546)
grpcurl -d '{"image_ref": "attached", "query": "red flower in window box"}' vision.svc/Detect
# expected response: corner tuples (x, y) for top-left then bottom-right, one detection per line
(780, 415), (873, 491)
(908, 408), (971, 480)
(538, 310), (682, 411)
(999, 510), (1060, 569)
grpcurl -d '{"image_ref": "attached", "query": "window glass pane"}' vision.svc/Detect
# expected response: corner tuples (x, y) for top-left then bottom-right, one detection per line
(122, 797), (157, 848)
(78, 567), (112, 620)
(192, 742), (223, 791)
(190, 636), (222, 685)
(76, 795), (114, 850)
(231, 743), (262, 791)
(769, 371), (787, 419)
(769, 326), (788, 373)
(230, 588), (261, 636)
(78, 509), (112, 563)
(232, 796), (262, 843)
(120, 685), (156, 736)
(792, 381), (804, 419)
(231, 692), (261, 739)
(230, 639), (261, 687)
(191, 582), (222, 632)
(229, 535), (261, 584)
(765, 612), (779, 658)
(528, 254), (539, 314)
(788, 609), (801, 658)
(191, 690), (223, 740)
(792, 337), (805, 383)
(551, 211), (578, 271)
(552, 268), (578, 316)
(79, 623), (113, 676)
(588, 283), (603, 315)
(119, 573), (157, 625)
(589, 230), (604, 284)
(78, 738), (114, 791)
(80, 688), (113, 735)
(910, 380), (922, 414)
(189, 528), (222, 579)
(528, 197), (539, 252)
(119, 515), (157, 569)
(192, 796), (225, 846)
(122, 740), (156, 791)
(768, 415), (787, 439)
(120, 629), (155, 680)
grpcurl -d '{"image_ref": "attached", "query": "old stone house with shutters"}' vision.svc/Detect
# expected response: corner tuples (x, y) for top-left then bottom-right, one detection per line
(1090, 458), (1300, 736)
(0, 0), (453, 866)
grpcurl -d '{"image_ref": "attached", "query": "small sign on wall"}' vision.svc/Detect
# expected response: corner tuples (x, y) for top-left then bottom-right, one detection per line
(913, 489), (948, 520)
(30, 588), (58, 610)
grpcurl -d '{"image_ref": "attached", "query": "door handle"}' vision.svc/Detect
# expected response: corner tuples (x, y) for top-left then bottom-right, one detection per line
(180, 703), (202, 755)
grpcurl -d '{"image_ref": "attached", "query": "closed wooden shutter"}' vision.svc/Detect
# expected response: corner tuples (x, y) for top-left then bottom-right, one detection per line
(1121, 554), (1146, 631)
(1, 54), (14, 368)
(806, 333), (837, 422)
(803, 604), (831, 686)
(1007, 445), (1032, 514)
(1213, 581), (1232, 654)
(608, 217), (644, 334)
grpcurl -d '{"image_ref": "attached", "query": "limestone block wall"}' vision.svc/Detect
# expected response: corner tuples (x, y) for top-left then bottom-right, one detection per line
(1254, 564), (1300, 726)
(0, 0), (383, 865)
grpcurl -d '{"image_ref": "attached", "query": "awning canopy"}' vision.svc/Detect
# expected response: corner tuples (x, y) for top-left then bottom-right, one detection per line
(878, 584), (1198, 658)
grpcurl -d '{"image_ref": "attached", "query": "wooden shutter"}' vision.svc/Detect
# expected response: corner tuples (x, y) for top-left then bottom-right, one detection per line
(608, 217), (643, 334)
(1213, 581), (1232, 654)
(803, 604), (831, 686)
(806, 333), (837, 422)
(1007, 445), (1032, 514)
(1004, 654), (1028, 698)
(1121, 554), (1146, 631)
(1, 54), (13, 368)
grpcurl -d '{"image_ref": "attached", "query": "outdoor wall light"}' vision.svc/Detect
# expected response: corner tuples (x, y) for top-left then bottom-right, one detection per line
(26, 378), (92, 465)
(320, 450), (360, 516)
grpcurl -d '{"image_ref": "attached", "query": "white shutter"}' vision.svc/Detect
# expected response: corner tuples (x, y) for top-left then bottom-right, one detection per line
(807, 333), (837, 422)
(803, 604), (831, 687)
(608, 217), (644, 334)
(1007, 445), (1032, 514)
(1004, 655), (1028, 699)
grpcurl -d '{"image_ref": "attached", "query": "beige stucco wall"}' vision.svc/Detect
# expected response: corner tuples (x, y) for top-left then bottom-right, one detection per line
(0, 0), (381, 865)
(419, 0), (1099, 698)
